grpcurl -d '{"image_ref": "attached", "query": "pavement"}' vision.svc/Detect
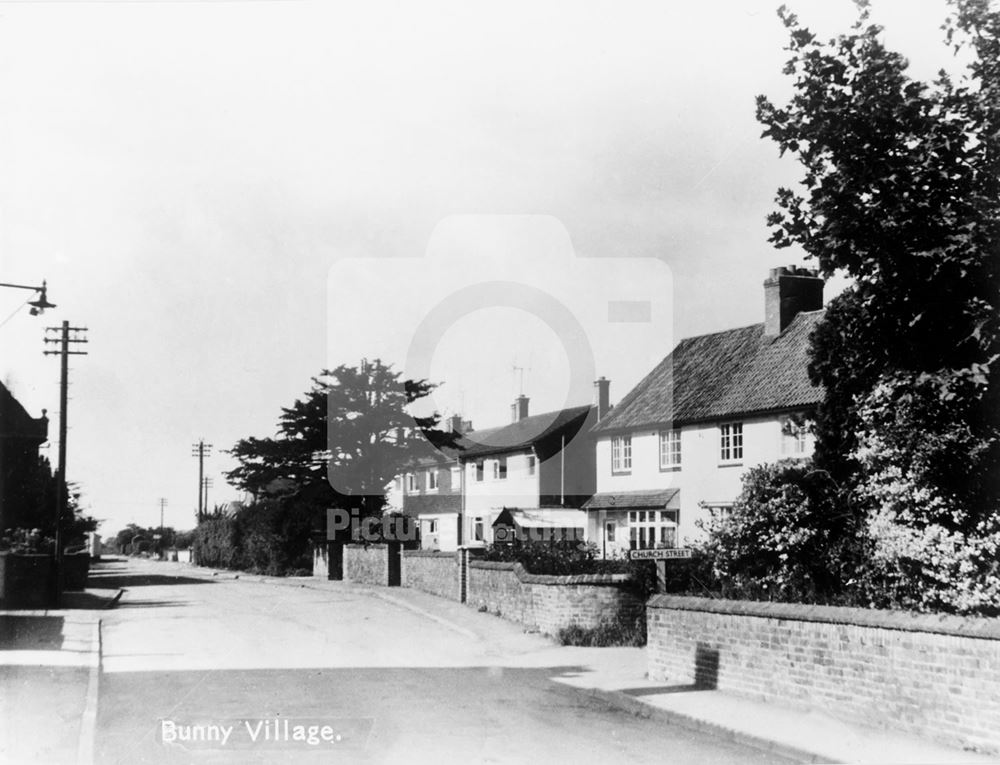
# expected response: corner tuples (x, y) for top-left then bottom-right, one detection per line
(1, 556), (997, 765)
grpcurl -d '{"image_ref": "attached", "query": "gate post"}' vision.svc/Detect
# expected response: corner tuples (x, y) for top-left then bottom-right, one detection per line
(328, 541), (344, 581)
(387, 541), (401, 587)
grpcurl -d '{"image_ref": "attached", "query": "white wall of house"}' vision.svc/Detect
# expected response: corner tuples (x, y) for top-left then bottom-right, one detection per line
(418, 514), (459, 552)
(592, 413), (814, 547)
(462, 450), (540, 545)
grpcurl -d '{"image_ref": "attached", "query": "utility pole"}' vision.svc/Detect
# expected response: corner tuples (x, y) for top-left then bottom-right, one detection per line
(191, 440), (212, 523)
(159, 497), (167, 536)
(43, 321), (88, 605)
(202, 477), (213, 516)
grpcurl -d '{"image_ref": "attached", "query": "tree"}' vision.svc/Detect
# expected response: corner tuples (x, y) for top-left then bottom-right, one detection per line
(752, 1), (1000, 612)
(226, 361), (458, 523)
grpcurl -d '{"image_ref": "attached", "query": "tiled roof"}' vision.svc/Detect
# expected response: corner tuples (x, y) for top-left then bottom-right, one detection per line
(593, 311), (824, 432)
(582, 489), (680, 511)
(459, 404), (594, 459)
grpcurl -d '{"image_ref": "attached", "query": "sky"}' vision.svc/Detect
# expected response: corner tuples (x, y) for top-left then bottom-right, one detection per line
(0, 0), (957, 534)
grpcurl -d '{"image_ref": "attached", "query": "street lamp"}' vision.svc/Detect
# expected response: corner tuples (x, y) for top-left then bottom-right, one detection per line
(0, 279), (56, 315)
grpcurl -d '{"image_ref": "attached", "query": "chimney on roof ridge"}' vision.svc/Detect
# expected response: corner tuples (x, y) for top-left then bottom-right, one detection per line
(462, 419), (473, 432)
(448, 414), (464, 433)
(594, 377), (611, 420)
(511, 394), (529, 423)
(764, 265), (824, 337)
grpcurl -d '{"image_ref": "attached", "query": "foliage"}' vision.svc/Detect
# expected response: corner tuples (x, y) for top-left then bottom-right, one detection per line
(113, 523), (178, 553)
(191, 500), (314, 576)
(226, 362), (459, 523)
(556, 613), (647, 647)
(739, 1), (1000, 613)
(702, 460), (871, 604)
(0, 528), (55, 555)
(853, 372), (1000, 614)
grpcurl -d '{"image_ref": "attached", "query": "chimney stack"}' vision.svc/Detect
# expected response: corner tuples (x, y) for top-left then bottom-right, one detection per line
(448, 414), (464, 433)
(594, 377), (611, 420)
(511, 395), (530, 423)
(462, 419), (473, 432)
(764, 266), (824, 337)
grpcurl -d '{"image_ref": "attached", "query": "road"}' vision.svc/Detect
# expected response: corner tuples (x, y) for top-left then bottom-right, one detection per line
(89, 558), (789, 765)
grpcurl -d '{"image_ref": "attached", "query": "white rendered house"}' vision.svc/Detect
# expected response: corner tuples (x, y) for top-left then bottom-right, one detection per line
(583, 267), (824, 558)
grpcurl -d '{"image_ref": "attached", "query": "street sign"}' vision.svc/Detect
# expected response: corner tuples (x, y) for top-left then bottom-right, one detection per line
(629, 547), (693, 561)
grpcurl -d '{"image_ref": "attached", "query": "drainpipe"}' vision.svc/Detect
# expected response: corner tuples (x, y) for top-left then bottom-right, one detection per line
(560, 434), (566, 506)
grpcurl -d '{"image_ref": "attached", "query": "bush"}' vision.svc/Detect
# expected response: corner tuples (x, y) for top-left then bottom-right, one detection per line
(556, 613), (646, 647)
(192, 500), (315, 576)
(703, 459), (867, 604)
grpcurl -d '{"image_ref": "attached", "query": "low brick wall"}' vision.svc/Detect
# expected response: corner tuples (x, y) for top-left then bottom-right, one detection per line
(402, 551), (460, 602)
(345, 544), (388, 586)
(468, 561), (641, 636)
(647, 595), (1000, 755)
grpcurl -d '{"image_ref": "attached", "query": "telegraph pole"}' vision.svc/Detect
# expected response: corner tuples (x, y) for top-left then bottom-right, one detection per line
(191, 440), (212, 523)
(202, 476), (213, 515)
(43, 321), (88, 604)
(159, 497), (167, 536)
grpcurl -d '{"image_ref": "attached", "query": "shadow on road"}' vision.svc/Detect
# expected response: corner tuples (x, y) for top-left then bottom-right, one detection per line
(87, 573), (215, 589)
(0, 615), (64, 650)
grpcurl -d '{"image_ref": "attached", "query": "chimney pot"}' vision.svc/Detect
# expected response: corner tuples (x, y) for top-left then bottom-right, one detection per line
(594, 377), (611, 420)
(764, 267), (824, 337)
(512, 394), (529, 422)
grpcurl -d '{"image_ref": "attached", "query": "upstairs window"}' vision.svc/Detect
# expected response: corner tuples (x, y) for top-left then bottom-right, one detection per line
(611, 435), (632, 473)
(527, 455), (536, 476)
(720, 423), (744, 462)
(405, 473), (416, 492)
(493, 457), (507, 480)
(659, 429), (681, 469)
(426, 469), (438, 491)
(781, 417), (812, 456)
(475, 461), (484, 482)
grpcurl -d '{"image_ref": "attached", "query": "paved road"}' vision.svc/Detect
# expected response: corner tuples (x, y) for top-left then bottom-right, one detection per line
(91, 558), (790, 765)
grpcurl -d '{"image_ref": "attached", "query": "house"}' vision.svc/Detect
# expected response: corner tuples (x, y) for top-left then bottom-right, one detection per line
(583, 267), (825, 558)
(395, 387), (607, 550)
(0, 382), (49, 532)
(459, 393), (600, 547)
(396, 414), (472, 551)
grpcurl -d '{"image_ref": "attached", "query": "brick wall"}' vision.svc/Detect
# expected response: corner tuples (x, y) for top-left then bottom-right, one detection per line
(402, 551), (460, 601)
(467, 561), (641, 636)
(647, 595), (1000, 755)
(344, 544), (388, 586)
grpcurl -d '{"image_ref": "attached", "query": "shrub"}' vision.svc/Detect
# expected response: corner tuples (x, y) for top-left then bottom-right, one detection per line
(556, 613), (646, 647)
(703, 459), (867, 604)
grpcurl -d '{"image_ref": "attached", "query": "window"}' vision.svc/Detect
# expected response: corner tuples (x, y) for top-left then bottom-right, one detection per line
(781, 417), (812, 456)
(628, 510), (678, 550)
(493, 456), (507, 480)
(611, 435), (632, 473)
(426, 469), (438, 491)
(405, 473), (416, 492)
(472, 517), (484, 542)
(475, 461), (484, 482)
(605, 522), (615, 543)
(428, 519), (438, 534)
(659, 429), (681, 469)
(527, 455), (536, 476)
(720, 422), (743, 462)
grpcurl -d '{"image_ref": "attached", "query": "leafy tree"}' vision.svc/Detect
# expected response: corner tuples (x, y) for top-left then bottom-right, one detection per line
(748, 0), (1000, 612)
(226, 361), (457, 525)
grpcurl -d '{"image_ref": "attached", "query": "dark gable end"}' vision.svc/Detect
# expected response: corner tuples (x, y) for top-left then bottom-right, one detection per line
(593, 310), (824, 432)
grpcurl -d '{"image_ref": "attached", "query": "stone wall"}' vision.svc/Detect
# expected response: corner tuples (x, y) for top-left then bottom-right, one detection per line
(647, 595), (1000, 755)
(467, 560), (641, 636)
(402, 551), (460, 602)
(344, 544), (388, 586)
(312, 542), (329, 579)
